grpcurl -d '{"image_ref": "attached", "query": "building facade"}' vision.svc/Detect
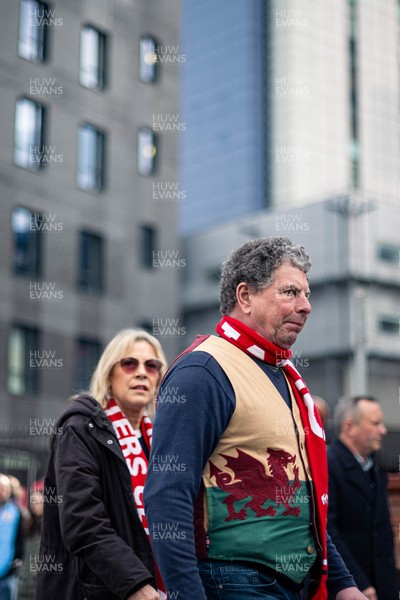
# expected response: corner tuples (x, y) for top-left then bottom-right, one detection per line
(181, 0), (399, 230)
(180, 0), (267, 234)
(180, 0), (400, 452)
(0, 0), (180, 478)
(182, 197), (400, 429)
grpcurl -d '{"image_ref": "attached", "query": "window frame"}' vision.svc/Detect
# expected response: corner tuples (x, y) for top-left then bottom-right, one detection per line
(14, 97), (46, 171)
(79, 23), (107, 90)
(378, 315), (400, 335)
(139, 224), (157, 270)
(7, 324), (40, 395)
(377, 243), (400, 266)
(139, 35), (158, 83)
(11, 206), (42, 277)
(76, 123), (106, 191)
(18, 0), (49, 63)
(137, 127), (157, 176)
(78, 230), (105, 294)
(74, 337), (102, 392)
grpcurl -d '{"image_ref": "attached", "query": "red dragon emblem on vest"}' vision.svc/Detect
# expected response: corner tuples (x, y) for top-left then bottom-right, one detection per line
(209, 448), (301, 521)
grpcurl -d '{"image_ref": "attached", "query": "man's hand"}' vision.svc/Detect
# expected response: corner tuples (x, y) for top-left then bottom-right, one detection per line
(336, 587), (369, 600)
(127, 584), (161, 600)
(360, 587), (377, 600)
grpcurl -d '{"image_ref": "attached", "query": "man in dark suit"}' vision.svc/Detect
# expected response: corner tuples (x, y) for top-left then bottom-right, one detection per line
(327, 395), (397, 600)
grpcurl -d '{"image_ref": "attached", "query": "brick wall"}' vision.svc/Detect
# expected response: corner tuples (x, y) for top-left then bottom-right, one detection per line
(387, 473), (400, 585)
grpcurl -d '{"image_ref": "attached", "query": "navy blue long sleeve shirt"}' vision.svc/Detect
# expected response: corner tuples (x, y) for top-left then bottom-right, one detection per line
(144, 350), (356, 599)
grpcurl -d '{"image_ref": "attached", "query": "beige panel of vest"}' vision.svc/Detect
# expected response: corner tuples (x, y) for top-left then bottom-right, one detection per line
(193, 336), (312, 487)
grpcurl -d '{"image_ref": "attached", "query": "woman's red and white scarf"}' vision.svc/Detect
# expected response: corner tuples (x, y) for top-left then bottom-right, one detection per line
(216, 316), (328, 600)
(105, 398), (166, 598)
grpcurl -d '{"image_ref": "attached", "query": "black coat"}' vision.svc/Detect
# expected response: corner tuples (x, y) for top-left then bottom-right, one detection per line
(36, 394), (156, 600)
(327, 438), (397, 600)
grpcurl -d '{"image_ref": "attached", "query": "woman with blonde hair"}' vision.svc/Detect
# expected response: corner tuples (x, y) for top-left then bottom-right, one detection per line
(37, 329), (167, 600)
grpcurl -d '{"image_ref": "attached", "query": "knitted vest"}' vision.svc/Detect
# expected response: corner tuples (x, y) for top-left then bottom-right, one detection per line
(195, 336), (317, 584)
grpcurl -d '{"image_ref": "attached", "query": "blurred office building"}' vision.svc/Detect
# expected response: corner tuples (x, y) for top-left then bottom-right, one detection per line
(0, 0), (180, 478)
(180, 0), (400, 446)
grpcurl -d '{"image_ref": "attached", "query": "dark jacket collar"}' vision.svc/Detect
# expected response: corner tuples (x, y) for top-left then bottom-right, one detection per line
(57, 393), (104, 423)
(330, 438), (375, 471)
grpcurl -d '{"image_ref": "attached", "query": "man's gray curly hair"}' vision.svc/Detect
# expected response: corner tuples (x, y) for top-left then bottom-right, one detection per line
(219, 237), (311, 315)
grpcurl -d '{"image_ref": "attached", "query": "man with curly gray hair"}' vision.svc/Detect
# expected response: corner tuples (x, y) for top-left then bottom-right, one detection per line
(219, 237), (311, 316)
(145, 237), (368, 600)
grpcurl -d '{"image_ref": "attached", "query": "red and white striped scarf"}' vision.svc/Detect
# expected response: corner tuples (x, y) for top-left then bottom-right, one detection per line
(105, 398), (166, 598)
(216, 316), (328, 600)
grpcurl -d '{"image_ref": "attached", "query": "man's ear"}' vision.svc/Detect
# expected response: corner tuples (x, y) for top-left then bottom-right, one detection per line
(236, 282), (252, 315)
(342, 418), (354, 438)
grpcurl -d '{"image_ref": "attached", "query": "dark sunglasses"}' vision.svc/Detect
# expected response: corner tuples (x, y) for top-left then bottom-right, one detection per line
(116, 357), (163, 375)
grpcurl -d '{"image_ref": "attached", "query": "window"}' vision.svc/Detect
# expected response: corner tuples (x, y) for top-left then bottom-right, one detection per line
(140, 225), (157, 269)
(8, 325), (40, 395)
(139, 36), (158, 83)
(18, 0), (48, 62)
(14, 97), (45, 170)
(12, 207), (42, 276)
(137, 128), (156, 176)
(379, 316), (400, 335)
(77, 124), (105, 191)
(74, 338), (102, 392)
(377, 244), (400, 265)
(78, 231), (104, 293)
(79, 25), (107, 90)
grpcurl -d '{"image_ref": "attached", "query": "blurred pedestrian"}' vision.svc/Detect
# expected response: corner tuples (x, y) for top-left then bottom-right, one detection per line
(17, 480), (44, 600)
(37, 329), (167, 600)
(8, 476), (30, 541)
(8, 477), (26, 510)
(327, 395), (397, 600)
(145, 237), (367, 600)
(313, 396), (329, 429)
(7, 476), (28, 600)
(0, 474), (24, 600)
